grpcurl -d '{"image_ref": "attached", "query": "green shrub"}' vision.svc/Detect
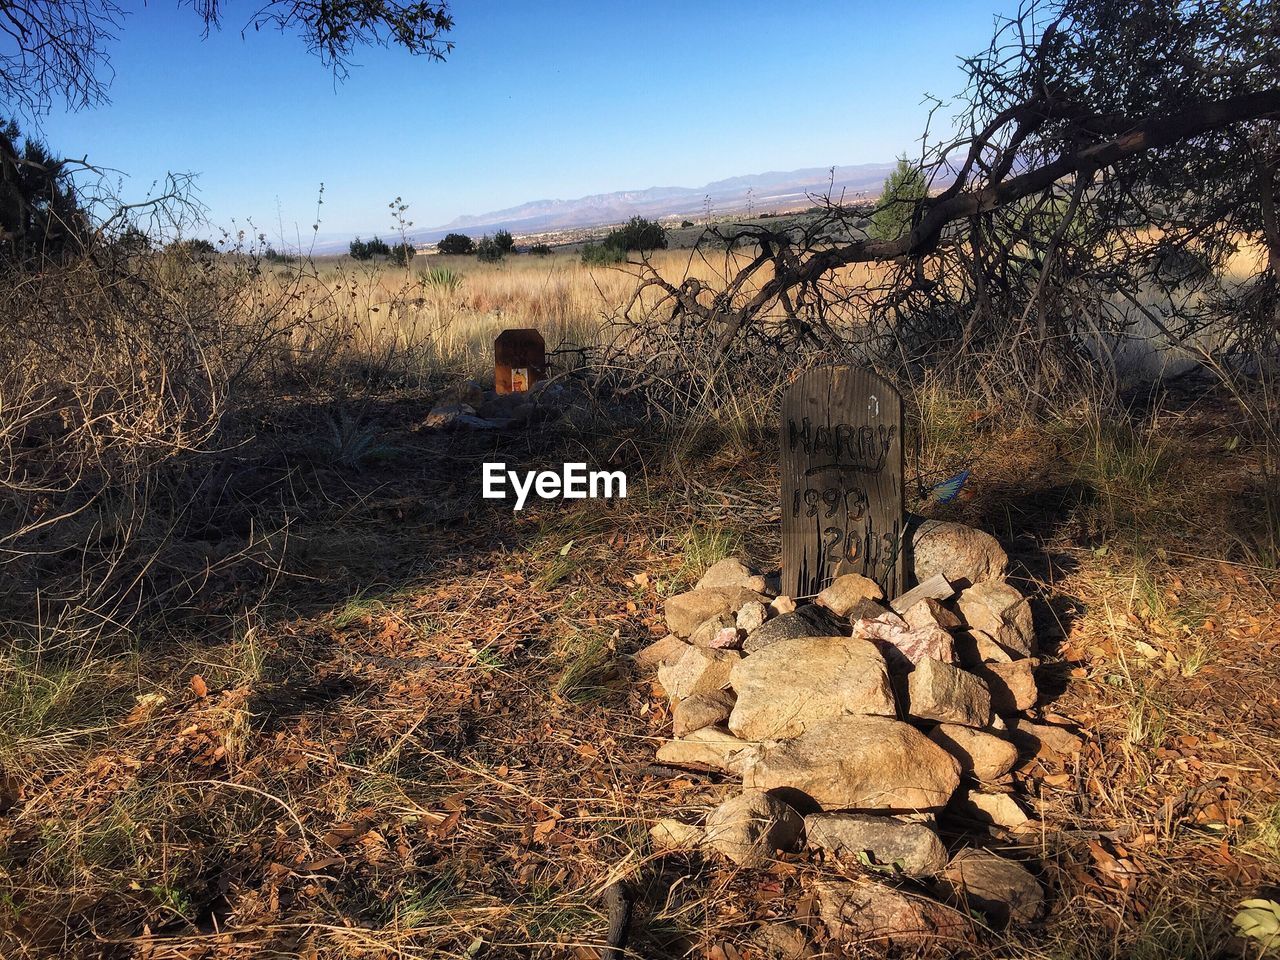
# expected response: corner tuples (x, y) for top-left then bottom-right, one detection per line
(580, 242), (625, 265)
(168, 238), (217, 258)
(390, 242), (416, 266)
(492, 229), (515, 255)
(476, 234), (504, 263)
(349, 236), (391, 260)
(0, 119), (89, 269)
(528, 243), (552, 256)
(602, 215), (667, 252)
(436, 233), (474, 255)
(869, 156), (928, 242)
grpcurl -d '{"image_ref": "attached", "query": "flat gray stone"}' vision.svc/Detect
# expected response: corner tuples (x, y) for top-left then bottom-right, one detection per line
(804, 813), (948, 877)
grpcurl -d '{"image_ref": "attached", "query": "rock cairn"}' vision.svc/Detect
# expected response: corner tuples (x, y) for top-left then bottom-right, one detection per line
(638, 519), (1085, 947)
(420, 378), (588, 431)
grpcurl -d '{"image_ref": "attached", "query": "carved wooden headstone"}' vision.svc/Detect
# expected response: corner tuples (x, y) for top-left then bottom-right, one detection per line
(494, 328), (546, 394)
(781, 366), (904, 600)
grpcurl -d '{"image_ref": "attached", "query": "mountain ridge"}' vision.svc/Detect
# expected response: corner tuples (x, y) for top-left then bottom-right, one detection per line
(305, 162), (899, 252)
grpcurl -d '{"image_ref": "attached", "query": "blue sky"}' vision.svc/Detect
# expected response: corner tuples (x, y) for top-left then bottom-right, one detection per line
(36, 1), (1012, 242)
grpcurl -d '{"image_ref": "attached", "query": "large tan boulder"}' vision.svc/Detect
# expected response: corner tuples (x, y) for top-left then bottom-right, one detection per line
(655, 726), (758, 775)
(664, 586), (766, 637)
(957, 580), (1034, 657)
(907, 657), (992, 727)
(804, 813), (948, 877)
(814, 879), (972, 947)
(976, 659), (1038, 713)
(727, 636), (895, 742)
(910, 519), (1008, 587)
(703, 790), (803, 866)
(744, 716), (960, 811)
(939, 849), (1043, 926)
(657, 645), (740, 701)
(928, 724), (1018, 781)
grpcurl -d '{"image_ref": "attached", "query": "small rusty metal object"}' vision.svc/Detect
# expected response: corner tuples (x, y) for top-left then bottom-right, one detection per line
(494, 328), (546, 394)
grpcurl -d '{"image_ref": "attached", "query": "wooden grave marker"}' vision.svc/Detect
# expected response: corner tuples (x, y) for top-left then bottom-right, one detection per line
(494, 328), (547, 394)
(780, 366), (904, 600)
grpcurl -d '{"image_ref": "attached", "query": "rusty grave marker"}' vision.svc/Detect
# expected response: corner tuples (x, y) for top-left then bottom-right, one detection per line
(780, 365), (904, 600)
(494, 328), (547, 395)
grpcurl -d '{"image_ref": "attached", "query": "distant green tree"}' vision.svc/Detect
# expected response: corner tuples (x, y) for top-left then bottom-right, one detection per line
(528, 242), (552, 256)
(168, 238), (216, 257)
(476, 234), (504, 262)
(437, 232), (474, 255)
(0, 119), (88, 268)
(603, 216), (667, 252)
(869, 155), (928, 242)
(350, 235), (391, 260)
(680, 219), (694, 228)
(492, 229), (515, 255)
(390, 241), (416, 266)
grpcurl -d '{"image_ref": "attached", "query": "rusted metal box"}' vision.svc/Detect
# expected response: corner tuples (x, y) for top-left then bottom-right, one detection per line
(494, 328), (547, 394)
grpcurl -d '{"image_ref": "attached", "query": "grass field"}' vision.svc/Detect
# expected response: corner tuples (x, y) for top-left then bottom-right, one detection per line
(1, 244), (1278, 958)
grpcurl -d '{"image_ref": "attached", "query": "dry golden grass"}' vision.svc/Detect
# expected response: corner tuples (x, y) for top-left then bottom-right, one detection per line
(253, 249), (789, 385)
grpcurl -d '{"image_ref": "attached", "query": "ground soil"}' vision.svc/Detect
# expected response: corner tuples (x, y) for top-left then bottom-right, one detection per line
(1, 385), (1277, 959)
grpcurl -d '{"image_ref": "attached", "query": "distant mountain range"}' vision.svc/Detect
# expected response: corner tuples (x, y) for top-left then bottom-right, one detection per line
(311, 163), (897, 252)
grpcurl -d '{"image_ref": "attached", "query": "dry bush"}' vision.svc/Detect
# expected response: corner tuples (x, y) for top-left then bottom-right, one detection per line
(0, 239), (300, 653)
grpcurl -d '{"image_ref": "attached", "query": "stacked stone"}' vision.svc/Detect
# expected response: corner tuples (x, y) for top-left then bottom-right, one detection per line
(421, 378), (585, 431)
(637, 519), (1081, 945)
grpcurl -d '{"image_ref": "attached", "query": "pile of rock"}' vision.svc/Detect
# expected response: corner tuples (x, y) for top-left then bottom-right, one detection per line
(638, 519), (1084, 947)
(420, 378), (585, 432)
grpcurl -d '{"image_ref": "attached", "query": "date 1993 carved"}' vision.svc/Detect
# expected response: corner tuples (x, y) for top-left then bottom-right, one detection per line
(780, 369), (904, 598)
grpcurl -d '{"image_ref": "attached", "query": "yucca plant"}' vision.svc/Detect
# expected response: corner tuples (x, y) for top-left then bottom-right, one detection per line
(419, 265), (462, 293)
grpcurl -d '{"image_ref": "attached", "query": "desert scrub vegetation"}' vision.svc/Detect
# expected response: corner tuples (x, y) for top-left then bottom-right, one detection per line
(1, 190), (1279, 958)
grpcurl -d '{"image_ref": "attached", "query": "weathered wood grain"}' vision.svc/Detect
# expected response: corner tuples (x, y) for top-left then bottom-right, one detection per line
(780, 366), (904, 600)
